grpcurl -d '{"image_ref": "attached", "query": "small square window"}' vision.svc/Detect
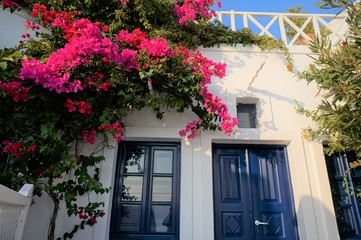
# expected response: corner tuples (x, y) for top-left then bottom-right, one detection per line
(237, 104), (257, 128)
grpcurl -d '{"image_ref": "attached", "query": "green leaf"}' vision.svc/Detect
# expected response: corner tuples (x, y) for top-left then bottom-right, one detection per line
(0, 62), (7, 70)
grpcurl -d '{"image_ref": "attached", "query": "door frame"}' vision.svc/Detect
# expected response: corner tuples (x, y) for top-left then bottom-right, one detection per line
(212, 144), (299, 240)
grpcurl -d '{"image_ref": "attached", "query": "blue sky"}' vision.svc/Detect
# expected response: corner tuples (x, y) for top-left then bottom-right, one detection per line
(212, 0), (346, 14)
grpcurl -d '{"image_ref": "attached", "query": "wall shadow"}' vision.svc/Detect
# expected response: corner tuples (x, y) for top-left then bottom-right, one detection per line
(298, 196), (340, 240)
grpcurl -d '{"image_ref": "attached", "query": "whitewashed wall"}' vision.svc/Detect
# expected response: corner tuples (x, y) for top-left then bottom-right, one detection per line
(0, 9), (45, 48)
(100, 45), (338, 240)
(1, 8), (340, 240)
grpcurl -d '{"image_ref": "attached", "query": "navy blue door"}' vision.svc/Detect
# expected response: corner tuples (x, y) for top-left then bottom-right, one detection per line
(213, 145), (298, 240)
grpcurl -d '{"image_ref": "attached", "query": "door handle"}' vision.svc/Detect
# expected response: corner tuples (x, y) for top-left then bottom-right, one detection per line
(255, 220), (268, 226)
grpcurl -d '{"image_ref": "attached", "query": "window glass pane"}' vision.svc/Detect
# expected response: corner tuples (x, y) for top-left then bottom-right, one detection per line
(119, 204), (141, 232)
(150, 205), (172, 233)
(154, 150), (173, 173)
(152, 177), (172, 202)
(122, 176), (143, 201)
(124, 149), (145, 173)
(237, 104), (256, 128)
(238, 112), (252, 128)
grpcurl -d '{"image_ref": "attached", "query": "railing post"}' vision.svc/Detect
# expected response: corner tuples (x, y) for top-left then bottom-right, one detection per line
(217, 12), (223, 24)
(312, 16), (321, 40)
(278, 15), (288, 46)
(230, 10), (236, 31)
(243, 14), (248, 28)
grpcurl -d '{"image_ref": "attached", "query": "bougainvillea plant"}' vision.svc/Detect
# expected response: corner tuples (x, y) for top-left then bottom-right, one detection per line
(0, 0), (288, 239)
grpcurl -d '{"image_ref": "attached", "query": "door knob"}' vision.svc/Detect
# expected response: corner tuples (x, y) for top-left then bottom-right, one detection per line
(255, 220), (268, 226)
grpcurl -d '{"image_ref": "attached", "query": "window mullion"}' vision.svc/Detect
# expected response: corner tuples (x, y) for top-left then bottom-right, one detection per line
(140, 146), (150, 233)
(143, 146), (154, 233)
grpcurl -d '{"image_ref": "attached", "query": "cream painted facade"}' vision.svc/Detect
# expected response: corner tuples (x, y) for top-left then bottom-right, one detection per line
(0, 7), (348, 240)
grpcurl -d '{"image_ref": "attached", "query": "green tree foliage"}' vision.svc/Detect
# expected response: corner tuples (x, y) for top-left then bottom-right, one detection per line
(298, 0), (361, 157)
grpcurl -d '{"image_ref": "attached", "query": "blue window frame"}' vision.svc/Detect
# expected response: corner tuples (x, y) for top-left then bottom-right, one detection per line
(236, 103), (257, 128)
(325, 150), (361, 239)
(110, 142), (180, 240)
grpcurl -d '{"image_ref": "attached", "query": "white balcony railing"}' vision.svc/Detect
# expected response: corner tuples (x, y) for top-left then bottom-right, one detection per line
(0, 184), (34, 240)
(215, 11), (349, 47)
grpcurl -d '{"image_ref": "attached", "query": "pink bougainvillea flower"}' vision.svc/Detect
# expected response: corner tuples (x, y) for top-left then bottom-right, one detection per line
(2, 140), (24, 159)
(28, 145), (38, 153)
(101, 25), (109, 32)
(20, 3), (236, 141)
(25, 20), (40, 30)
(81, 130), (96, 144)
(77, 101), (92, 115)
(20, 15), (121, 94)
(1, 0), (20, 10)
(178, 119), (202, 139)
(98, 122), (124, 142)
(0, 81), (29, 102)
(174, 0), (220, 25)
(65, 98), (76, 112)
(65, 99), (92, 115)
(96, 82), (111, 92)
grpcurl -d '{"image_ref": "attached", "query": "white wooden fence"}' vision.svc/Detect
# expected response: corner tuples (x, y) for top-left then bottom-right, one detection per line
(0, 184), (34, 240)
(215, 11), (349, 47)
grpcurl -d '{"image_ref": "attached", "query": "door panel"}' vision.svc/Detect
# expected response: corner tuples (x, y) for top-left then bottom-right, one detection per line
(213, 149), (253, 240)
(213, 145), (298, 240)
(249, 148), (297, 240)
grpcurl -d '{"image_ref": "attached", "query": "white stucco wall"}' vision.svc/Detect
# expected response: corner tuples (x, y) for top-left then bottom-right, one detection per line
(1, 8), (341, 240)
(0, 8), (45, 48)
(104, 45), (339, 240)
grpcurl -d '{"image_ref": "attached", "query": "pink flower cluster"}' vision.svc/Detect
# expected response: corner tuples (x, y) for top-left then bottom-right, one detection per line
(32, 3), (78, 30)
(184, 51), (226, 85)
(2, 140), (37, 159)
(21, 7), (175, 94)
(116, 29), (147, 45)
(201, 87), (238, 136)
(20, 17), (121, 93)
(174, 45), (237, 139)
(21, 33), (31, 39)
(140, 38), (172, 58)
(65, 99), (92, 115)
(117, 29), (173, 58)
(2, 140), (23, 159)
(98, 122), (124, 142)
(81, 130), (96, 144)
(25, 20), (40, 31)
(1, 0), (19, 10)
(119, 48), (139, 71)
(19, 5), (237, 141)
(73, 204), (105, 225)
(174, 0), (222, 25)
(0, 81), (29, 102)
(179, 119), (202, 139)
(76, 206), (89, 220)
(116, 29), (174, 73)
(84, 72), (111, 92)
